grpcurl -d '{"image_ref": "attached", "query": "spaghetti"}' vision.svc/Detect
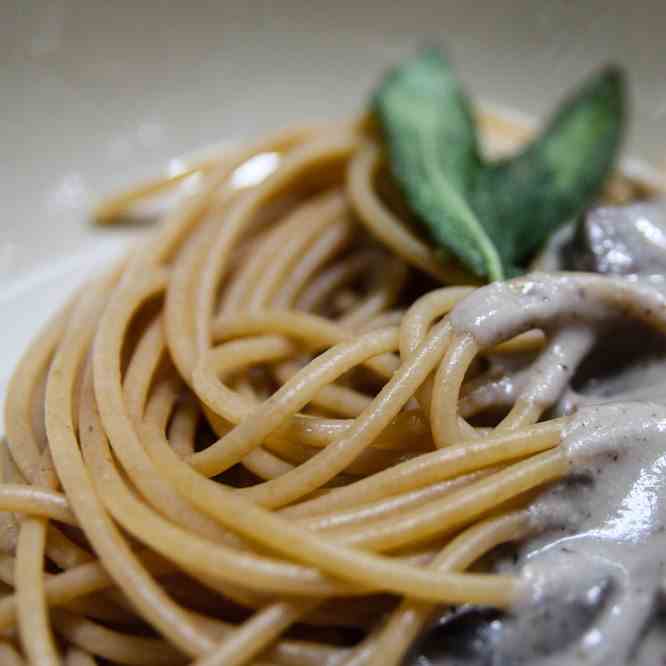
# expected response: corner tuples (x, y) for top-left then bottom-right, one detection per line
(1, 111), (660, 666)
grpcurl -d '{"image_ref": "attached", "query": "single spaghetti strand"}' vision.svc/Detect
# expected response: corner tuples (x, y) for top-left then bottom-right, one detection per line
(51, 610), (182, 666)
(191, 600), (319, 666)
(16, 519), (60, 666)
(64, 648), (97, 666)
(0, 486), (75, 525)
(430, 332), (480, 446)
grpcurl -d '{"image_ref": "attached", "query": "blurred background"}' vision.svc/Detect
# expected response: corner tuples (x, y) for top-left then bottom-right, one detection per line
(0, 0), (664, 417)
(2, 0), (665, 270)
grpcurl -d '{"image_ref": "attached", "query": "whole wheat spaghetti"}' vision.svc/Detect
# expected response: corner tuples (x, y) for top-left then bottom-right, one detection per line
(1, 107), (661, 666)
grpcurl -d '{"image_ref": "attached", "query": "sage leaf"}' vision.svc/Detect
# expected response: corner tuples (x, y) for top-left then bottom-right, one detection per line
(374, 50), (626, 281)
(374, 48), (504, 281)
(472, 65), (626, 272)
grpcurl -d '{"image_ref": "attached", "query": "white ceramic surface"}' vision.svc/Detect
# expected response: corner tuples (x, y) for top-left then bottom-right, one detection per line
(1, 0), (665, 432)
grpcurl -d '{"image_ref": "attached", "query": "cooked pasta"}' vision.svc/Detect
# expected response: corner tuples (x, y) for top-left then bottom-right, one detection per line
(2, 106), (662, 666)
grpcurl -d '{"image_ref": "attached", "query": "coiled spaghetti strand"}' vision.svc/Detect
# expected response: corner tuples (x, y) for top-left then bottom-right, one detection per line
(45, 270), (217, 657)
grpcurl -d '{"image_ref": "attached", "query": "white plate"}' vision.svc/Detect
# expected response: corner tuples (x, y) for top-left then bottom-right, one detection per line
(1, 0), (665, 433)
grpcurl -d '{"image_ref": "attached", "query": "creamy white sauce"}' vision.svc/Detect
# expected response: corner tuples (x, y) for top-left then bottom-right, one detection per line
(415, 203), (666, 664)
(560, 355), (666, 414)
(449, 272), (666, 349)
(507, 403), (666, 665)
(571, 200), (666, 277)
(423, 264), (666, 665)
